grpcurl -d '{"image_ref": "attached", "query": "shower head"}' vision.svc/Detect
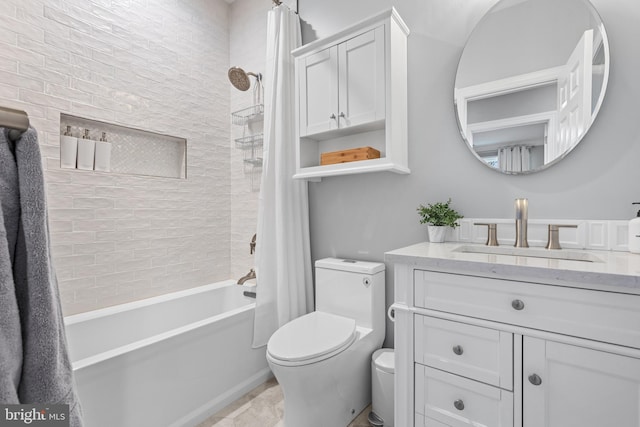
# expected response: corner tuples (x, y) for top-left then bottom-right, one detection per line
(228, 67), (261, 91)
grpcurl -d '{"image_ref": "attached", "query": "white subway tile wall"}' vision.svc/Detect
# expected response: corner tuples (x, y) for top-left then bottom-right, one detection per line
(0, 0), (256, 315)
(229, 0), (270, 280)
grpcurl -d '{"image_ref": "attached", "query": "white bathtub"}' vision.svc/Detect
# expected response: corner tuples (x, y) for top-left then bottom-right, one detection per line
(64, 281), (270, 427)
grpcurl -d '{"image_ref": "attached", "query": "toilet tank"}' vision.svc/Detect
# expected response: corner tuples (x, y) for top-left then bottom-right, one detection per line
(315, 258), (385, 331)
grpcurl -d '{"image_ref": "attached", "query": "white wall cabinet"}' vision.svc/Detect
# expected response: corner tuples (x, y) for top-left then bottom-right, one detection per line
(299, 26), (384, 137)
(292, 8), (409, 180)
(390, 264), (640, 427)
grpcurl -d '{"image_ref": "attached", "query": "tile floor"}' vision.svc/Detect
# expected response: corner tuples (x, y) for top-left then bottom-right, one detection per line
(196, 377), (372, 427)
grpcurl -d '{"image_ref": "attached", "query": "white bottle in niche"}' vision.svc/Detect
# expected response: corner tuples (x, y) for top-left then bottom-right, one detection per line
(629, 202), (640, 254)
(94, 132), (112, 172)
(60, 125), (78, 169)
(77, 128), (96, 171)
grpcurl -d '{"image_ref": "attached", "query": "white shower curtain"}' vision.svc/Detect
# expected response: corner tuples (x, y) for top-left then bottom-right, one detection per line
(252, 5), (313, 348)
(498, 145), (531, 173)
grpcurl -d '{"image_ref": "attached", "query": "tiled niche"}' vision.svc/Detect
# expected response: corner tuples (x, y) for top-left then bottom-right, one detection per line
(60, 114), (187, 179)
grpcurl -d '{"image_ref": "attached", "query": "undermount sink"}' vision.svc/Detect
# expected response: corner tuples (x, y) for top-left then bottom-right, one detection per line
(453, 245), (604, 263)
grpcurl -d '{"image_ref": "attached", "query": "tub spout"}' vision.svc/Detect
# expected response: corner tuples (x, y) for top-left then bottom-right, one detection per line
(237, 268), (256, 285)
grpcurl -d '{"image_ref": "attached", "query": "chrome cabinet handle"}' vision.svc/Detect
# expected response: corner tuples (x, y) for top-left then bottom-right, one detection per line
(452, 345), (464, 356)
(511, 299), (525, 310)
(329, 113), (336, 120)
(528, 373), (542, 386)
(453, 399), (465, 411)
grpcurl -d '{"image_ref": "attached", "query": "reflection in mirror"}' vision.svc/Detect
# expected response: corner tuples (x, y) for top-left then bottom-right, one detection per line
(454, 0), (609, 174)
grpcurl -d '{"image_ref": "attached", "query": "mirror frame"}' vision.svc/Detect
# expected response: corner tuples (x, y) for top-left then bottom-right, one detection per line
(454, 0), (610, 175)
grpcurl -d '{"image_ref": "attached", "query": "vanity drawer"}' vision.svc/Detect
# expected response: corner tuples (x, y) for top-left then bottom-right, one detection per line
(414, 270), (640, 349)
(415, 315), (513, 390)
(415, 364), (514, 427)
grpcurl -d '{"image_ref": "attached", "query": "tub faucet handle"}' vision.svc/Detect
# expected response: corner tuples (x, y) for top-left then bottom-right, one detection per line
(475, 223), (499, 246)
(250, 233), (256, 254)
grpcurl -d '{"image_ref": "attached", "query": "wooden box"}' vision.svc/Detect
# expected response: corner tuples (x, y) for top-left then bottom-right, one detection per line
(320, 146), (381, 166)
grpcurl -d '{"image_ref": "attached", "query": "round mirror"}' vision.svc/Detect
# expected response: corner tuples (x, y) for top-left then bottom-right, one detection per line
(454, 0), (609, 174)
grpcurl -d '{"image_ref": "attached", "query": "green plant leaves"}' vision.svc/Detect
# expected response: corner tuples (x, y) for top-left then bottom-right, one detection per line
(417, 198), (463, 228)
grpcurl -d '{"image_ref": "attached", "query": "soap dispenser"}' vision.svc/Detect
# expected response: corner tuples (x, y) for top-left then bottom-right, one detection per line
(629, 202), (640, 254)
(77, 128), (96, 171)
(94, 132), (111, 172)
(60, 125), (78, 169)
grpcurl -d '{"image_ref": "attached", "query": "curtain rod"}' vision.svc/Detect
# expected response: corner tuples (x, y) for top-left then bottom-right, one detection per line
(0, 106), (30, 140)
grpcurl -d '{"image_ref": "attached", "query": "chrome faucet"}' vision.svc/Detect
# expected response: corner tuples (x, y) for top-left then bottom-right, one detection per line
(514, 198), (529, 248)
(237, 268), (256, 285)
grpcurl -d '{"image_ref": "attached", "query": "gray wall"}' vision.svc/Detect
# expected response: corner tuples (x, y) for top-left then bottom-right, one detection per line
(299, 0), (640, 347)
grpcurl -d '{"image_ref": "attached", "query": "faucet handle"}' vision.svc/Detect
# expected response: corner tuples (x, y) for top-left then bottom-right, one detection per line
(475, 223), (499, 247)
(545, 224), (578, 250)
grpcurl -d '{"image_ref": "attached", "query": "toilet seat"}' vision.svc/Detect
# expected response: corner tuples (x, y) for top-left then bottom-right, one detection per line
(267, 311), (357, 366)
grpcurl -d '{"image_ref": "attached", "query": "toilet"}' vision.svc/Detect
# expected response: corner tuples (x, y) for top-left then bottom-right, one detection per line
(267, 258), (385, 427)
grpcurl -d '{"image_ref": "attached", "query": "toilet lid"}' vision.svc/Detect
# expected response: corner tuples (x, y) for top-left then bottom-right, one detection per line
(267, 311), (356, 363)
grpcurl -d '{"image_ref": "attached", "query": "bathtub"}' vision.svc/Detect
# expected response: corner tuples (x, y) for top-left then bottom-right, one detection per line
(64, 281), (270, 427)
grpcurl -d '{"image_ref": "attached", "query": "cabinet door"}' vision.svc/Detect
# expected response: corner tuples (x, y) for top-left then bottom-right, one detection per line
(338, 26), (385, 129)
(523, 337), (640, 427)
(298, 46), (339, 136)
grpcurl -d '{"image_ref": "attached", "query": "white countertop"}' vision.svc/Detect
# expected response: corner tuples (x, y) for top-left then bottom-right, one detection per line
(385, 242), (640, 295)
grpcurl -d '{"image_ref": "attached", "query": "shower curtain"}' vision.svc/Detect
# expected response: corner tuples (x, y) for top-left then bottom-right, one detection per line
(252, 5), (313, 348)
(498, 145), (531, 173)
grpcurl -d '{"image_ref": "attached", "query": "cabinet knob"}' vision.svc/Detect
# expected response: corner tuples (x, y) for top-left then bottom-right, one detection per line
(528, 373), (542, 386)
(511, 299), (525, 310)
(453, 399), (465, 411)
(329, 113), (336, 120)
(452, 345), (464, 356)
(339, 112), (345, 118)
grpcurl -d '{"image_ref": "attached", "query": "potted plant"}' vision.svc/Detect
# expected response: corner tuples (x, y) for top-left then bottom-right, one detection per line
(417, 198), (463, 243)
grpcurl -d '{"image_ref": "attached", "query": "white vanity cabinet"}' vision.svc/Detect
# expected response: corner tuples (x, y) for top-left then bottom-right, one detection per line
(292, 8), (409, 180)
(523, 337), (640, 427)
(386, 242), (640, 427)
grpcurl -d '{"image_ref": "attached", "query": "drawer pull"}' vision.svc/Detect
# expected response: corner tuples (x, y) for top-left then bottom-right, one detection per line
(511, 299), (525, 310)
(453, 399), (465, 411)
(528, 373), (542, 386)
(452, 345), (464, 355)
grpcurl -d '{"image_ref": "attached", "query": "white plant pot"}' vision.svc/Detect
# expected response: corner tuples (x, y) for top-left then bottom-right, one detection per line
(427, 225), (448, 243)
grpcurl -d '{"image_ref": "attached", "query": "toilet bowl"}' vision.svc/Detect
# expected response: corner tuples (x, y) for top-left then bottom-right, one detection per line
(267, 258), (385, 427)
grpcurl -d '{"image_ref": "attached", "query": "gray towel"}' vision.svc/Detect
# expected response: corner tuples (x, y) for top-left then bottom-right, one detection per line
(0, 127), (83, 426)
